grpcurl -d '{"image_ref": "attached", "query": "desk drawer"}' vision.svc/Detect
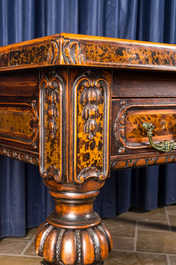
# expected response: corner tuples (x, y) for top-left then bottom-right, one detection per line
(113, 70), (176, 98)
(111, 98), (176, 169)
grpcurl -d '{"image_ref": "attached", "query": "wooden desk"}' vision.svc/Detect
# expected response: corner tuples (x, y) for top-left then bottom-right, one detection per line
(1, 33), (176, 264)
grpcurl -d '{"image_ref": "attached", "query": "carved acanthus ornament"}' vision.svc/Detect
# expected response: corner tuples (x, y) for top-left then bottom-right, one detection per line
(48, 37), (85, 65)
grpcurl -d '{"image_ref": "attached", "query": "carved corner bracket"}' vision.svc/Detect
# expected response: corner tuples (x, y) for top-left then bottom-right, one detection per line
(73, 71), (110, 184)
(48, 37), (86, 65)
(39, 72), (65, 183)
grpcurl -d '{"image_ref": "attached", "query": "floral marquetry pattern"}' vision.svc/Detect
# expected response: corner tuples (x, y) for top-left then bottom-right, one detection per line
(73, 72), (110, 183)
(40, 72), (65, 183)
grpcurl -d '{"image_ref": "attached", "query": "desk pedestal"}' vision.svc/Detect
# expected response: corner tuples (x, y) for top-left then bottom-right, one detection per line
(35, 69), (112, 264)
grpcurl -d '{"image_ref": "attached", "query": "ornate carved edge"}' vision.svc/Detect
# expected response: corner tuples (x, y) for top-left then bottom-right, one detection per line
(4, 33), (176, 70)
(73, 71), (110, 184)
(39, 72), (65, 183)
(7, 37), (86, 69)
(48, 37), (86, 65)
(113, 100), (176, 154)
(0, 146), (39, 165)
(111, 154), (176, 169)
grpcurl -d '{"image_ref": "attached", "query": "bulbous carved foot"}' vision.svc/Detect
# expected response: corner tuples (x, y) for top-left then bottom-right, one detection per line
(36, 221), (112, 265)
(41, 261), (104, 265)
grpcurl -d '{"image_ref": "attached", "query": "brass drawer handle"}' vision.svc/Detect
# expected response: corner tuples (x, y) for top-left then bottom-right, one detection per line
(143, 122), (176, 152)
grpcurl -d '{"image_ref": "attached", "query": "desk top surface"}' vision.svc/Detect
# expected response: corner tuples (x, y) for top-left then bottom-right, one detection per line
(0, 33), (176, 71)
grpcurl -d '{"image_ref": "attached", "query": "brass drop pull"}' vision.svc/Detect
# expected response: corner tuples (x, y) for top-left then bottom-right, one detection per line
(143, 122), (176, 152)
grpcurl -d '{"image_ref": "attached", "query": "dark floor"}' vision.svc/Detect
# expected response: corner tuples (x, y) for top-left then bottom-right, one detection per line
(0, 205), (176, 265)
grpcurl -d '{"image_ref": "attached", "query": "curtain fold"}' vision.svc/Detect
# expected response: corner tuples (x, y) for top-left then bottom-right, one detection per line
(1, 0), (176, 239)
(137, 0), (165, 42)
(0, 158), (26, 237)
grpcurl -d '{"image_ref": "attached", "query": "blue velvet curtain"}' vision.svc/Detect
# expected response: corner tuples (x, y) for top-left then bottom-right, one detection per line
(1, 0), (176, 238)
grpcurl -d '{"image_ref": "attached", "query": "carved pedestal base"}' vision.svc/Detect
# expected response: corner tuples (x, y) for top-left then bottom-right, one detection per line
(41, 259), (104, 265)
(36, 221), (112, 265)
(37, 69), (112, 264)
(41, 261), (104, 265)
(35, 187), (112, 265)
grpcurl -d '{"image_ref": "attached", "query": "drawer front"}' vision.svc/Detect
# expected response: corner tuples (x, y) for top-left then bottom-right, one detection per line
(112, 69), (176, 98)
(0, 69), (39, 97)
(0, 102), (38, 148)
(111, 98), (176, 169)
(0, 69), (39, 165)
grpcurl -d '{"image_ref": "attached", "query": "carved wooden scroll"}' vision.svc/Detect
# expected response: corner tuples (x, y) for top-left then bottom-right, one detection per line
(72, 71), (110, 183)
(39, 72), (65, 183)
